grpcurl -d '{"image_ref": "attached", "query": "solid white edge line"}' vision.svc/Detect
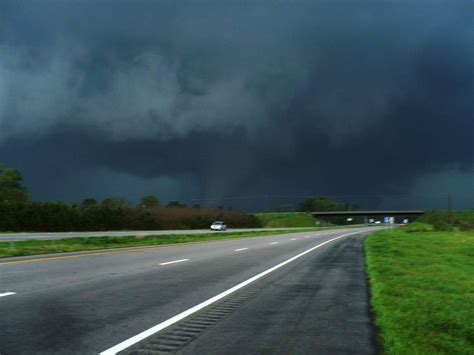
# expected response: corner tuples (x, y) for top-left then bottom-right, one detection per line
(100, 229), (368, 355)
(159, 259), (189, 266)
(0, 292), (16, 297)
(234, 248), (248, 252)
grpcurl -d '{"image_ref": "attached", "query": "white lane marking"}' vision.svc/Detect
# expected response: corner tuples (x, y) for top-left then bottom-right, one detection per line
(159, 259), (189, 266)
(269, 242), (279, 245)
(0, 292), (16, 297)
(234, 248), (248, 252)
(305, 236), (310, 238)
(100, 229), (367, 355)
(290, 238), (297, 241)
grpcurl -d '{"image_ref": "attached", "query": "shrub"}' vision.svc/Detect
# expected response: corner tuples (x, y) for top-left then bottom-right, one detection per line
(417, 211), (474, 232)
(433, 220), (453, 231)
(458, 220), (474, 231)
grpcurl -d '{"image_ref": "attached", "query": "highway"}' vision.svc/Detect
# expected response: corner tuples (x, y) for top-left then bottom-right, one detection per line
(0, 228), (305, 241)
(0, 227), (381, 354)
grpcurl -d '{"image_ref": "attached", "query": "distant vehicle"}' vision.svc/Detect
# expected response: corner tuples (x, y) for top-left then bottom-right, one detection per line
(210, 221), (227, 231)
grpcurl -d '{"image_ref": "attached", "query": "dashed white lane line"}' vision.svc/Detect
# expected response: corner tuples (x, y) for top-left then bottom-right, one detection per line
(159, 259), (189, 266)
(0, 292), (16, 298)
(290, 238), (297, 241)
(305, 236), (310, 238)
(234, 248), (248, 252)
(100, 229), (368, 355)
(269, 242), (279, 245)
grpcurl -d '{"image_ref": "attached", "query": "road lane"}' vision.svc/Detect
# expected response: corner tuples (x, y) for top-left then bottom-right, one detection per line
(103, 230), (367, 355)
(177, 232), (380, 355)
(1, 229), (343, 295)
(0, 227), (380, 354)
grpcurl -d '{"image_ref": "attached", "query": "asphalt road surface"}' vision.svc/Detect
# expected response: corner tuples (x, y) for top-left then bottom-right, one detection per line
(0, 227), (381, 354)
(0, 228), (305, 241)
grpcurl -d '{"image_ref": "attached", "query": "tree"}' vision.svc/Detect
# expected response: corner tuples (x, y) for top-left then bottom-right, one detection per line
(0, 163), (29, 205)
(298, 196), (356, 212)
(101, 196), (131, 209)
(166, 201), (186, 208)
(81, 198), (98, 207)
(139, 195), (160, 208)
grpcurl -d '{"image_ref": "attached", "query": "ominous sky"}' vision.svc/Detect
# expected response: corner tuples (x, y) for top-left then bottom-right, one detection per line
(1, 0), (473, 210)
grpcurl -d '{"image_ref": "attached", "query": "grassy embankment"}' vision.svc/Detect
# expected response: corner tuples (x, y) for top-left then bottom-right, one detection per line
(365, 212), (474, 353)
(0, 228), (316, 258)
(254, 212), (318, 227)
(255, 211), (365, 229)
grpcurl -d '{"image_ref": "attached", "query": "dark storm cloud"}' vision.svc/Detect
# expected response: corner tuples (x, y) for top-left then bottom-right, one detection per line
(1, 1), (473, 208)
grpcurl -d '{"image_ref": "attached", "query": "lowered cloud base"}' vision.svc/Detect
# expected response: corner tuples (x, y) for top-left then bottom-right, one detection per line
(1, 1), (473, 209)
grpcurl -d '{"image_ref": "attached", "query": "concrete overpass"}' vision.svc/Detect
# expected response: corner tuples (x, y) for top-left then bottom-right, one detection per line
(310, 210), (424, 217)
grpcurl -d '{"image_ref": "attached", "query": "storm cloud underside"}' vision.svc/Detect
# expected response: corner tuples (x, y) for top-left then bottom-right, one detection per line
(1, 1), (473, 209)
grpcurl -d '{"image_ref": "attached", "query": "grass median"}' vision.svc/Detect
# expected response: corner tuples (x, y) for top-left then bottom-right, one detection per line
(0, 228), (322, 258)
(1, 225), (367, 259)
(365, 224), (474, 353)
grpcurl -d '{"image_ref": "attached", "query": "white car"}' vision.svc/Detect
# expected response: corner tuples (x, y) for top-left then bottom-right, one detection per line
(210, 221), (227, 231)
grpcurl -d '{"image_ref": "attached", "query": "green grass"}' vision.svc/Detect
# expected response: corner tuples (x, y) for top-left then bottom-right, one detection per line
(416, 210), (474, 231)
(365, 226), (474, 353)
(418, 210), (474, 223)
(0, 229), (316, 258)
(254, 212), (318, 227)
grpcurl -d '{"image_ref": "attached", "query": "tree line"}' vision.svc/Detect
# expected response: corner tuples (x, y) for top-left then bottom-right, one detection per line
(297, 196), (359, 212)
(0, 163), (361, 231)
(297, 196), (362, 224)
(0, 163), (259, 231)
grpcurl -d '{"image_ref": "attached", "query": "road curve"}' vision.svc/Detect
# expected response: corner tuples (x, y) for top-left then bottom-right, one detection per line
(0, 227), (381, 354)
